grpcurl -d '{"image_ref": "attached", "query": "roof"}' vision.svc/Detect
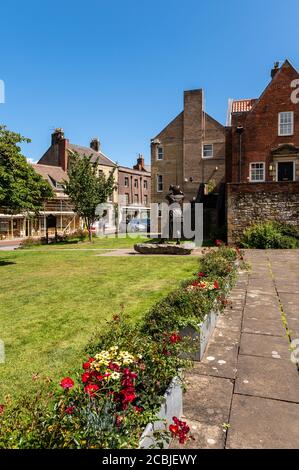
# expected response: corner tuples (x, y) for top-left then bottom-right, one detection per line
(68, 143), (116, 167)
(118, 165), (151, 176)
(32, 164), (68, 188)
(231, 99), (257, 113)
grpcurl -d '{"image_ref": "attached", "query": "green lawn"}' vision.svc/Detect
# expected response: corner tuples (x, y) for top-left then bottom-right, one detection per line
(0, 244), (198, 400)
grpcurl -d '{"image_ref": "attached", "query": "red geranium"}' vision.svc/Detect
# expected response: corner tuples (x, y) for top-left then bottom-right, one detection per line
(214, 281), (220, 289)
(215, 239), (223, 246)
(82, 372), (91, 383)
(169, 424), (179, 435)
(197, 272), (206, 278)
(170, 416), (191, 444)
(84, 383), (99, 397)
(60, 377), (74, 389)
(65, 405), (75, 415)
(169, 333), (182, 344)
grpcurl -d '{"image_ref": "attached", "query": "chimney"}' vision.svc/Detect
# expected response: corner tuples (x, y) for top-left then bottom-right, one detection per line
(51, 128), (65, 145)
(133, 153), (145, 171)
(271, 61), (280, 79)
(90, 138), (100, 152)
(183, 89), (204, 183)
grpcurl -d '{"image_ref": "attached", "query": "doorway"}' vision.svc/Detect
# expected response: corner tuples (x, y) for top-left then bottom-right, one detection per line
(277, 161), (294, 181)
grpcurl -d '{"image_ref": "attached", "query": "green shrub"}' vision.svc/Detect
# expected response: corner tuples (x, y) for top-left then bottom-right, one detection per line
(240, 221), (299, 249)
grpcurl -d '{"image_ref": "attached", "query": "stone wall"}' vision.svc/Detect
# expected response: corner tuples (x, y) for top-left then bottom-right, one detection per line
(227, 182), (299, 243)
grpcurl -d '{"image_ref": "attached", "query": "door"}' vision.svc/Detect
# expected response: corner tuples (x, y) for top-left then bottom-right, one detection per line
(277, 162), (294, 181)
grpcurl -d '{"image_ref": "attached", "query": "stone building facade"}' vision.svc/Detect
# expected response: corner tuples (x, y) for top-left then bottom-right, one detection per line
(151, 89), (226, 236)
(151, 89), (226, 205)
(226, 60), (299, 243)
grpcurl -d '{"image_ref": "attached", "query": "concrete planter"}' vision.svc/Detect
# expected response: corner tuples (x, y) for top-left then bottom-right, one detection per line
(139, 376), (183, 449)
(180, 309), (219, 362)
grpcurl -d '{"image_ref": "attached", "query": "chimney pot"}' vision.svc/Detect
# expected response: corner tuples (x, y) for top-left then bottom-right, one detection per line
(51, 128), (65, 145)
(90, 138), (100, 152)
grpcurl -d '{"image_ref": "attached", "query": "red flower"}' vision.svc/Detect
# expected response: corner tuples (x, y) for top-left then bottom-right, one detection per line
(65, 405), (75, 415)
(169, 424), (179, 435)
(215, 239), (223, 246)
(60, 377), (74, 389)
(134, 406), (143, 413)
(170, 333), (182, 344)
(108, 362), (120, 371)
(83, 362), (90, 370)
(214, 281), (220, 289)
(0, 405), (4, 414)
(197, 272), (206, 278)
(82, 372), (91, 383)
(84, 383), (99, 397)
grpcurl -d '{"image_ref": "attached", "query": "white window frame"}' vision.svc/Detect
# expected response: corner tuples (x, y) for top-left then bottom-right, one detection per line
(249, 162), (265, 182)
(276, 161), (296, 182)
(278, 111), (294, 136)
(157, 146), (164, 161)
(202, 143), (214, 159)
(124, 176), (129, 187)
(157, 174), (163, 192)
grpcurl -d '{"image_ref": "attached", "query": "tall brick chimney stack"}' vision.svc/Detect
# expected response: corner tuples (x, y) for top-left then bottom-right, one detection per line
(51, 128), (68, 171)
(183, 89), (204, 193)
(51, 128), (65, 145)
(90, 138), (100, 152)
(133, 153), (145, 171)
(271, 61), (280, 79)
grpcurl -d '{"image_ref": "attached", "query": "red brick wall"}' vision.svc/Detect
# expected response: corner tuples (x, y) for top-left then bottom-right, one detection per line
(227, 61), (299, 183)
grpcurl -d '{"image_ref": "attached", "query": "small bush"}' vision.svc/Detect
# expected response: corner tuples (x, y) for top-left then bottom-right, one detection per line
(240, 221), (299, 249)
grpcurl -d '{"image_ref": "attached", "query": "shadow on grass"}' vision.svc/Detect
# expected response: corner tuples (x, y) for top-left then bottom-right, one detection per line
(0, 260), (16, 266)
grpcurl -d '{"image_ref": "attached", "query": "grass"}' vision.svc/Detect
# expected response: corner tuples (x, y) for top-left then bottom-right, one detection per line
(0, 245), (198, 400)
(20, 234), (150, 250)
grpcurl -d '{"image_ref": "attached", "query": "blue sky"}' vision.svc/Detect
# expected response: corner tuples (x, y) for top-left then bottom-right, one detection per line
(1, 0), (299, 166)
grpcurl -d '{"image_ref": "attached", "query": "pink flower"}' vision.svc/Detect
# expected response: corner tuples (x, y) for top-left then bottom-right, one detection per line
(60, 377), (74, 389)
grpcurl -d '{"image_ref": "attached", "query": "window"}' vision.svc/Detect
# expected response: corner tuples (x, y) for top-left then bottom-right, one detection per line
(279, 112), (294, 136)
(124, 177), (129, 187)
(144, 180), (148, 189)
(134, 179), (138, 188)
(134, 194), (139, 204)
(250, 162), (265, 182)
(203, 144), (213, 158)
(157, 174), (163, 192)
(125, 193), (129, 205)
(157, 146), (164, 160)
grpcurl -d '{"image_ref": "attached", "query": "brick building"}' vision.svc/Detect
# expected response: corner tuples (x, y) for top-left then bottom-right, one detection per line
(151, 89), (226, 234)
(118, 154), (151, 223)
(226, 60), (299, 242)
(38, 129), (118, 230)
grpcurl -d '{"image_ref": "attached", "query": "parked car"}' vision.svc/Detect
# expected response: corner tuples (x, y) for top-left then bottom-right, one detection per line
(127, 218), (150, 233)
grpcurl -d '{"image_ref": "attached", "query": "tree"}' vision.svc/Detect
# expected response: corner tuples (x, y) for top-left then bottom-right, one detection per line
(64, 151), (116, 242)
(0, 125), (53, 214)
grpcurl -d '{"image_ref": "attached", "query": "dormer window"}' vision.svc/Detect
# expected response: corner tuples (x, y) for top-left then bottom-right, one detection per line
(279, 112), (294, 136)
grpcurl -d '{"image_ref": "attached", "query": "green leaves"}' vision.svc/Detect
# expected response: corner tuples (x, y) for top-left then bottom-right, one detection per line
(0, 125), (53, 214)
(64, 151), (116, 238)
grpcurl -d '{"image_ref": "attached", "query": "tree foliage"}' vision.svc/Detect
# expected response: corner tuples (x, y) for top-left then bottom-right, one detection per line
(0, 125), (53, 214)
(64, 152), (116, 241)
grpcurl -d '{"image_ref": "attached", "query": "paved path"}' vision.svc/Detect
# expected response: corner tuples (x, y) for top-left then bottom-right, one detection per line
(0, 239), (22, 251)
(173, 250), (299, 449)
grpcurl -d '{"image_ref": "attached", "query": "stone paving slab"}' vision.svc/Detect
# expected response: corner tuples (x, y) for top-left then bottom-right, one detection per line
(235, 355), (299, 403)
(226, 394), (299, 449)
(191, 341), (239, 380)
(242, 317), (286, 337)
(239, 333), (291, 360)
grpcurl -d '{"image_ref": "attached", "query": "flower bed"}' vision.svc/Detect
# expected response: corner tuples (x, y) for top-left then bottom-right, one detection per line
(0, 245), (244, 449)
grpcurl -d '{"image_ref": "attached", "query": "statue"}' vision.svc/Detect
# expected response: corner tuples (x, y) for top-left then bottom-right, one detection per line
(164, 185), (184, 244)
